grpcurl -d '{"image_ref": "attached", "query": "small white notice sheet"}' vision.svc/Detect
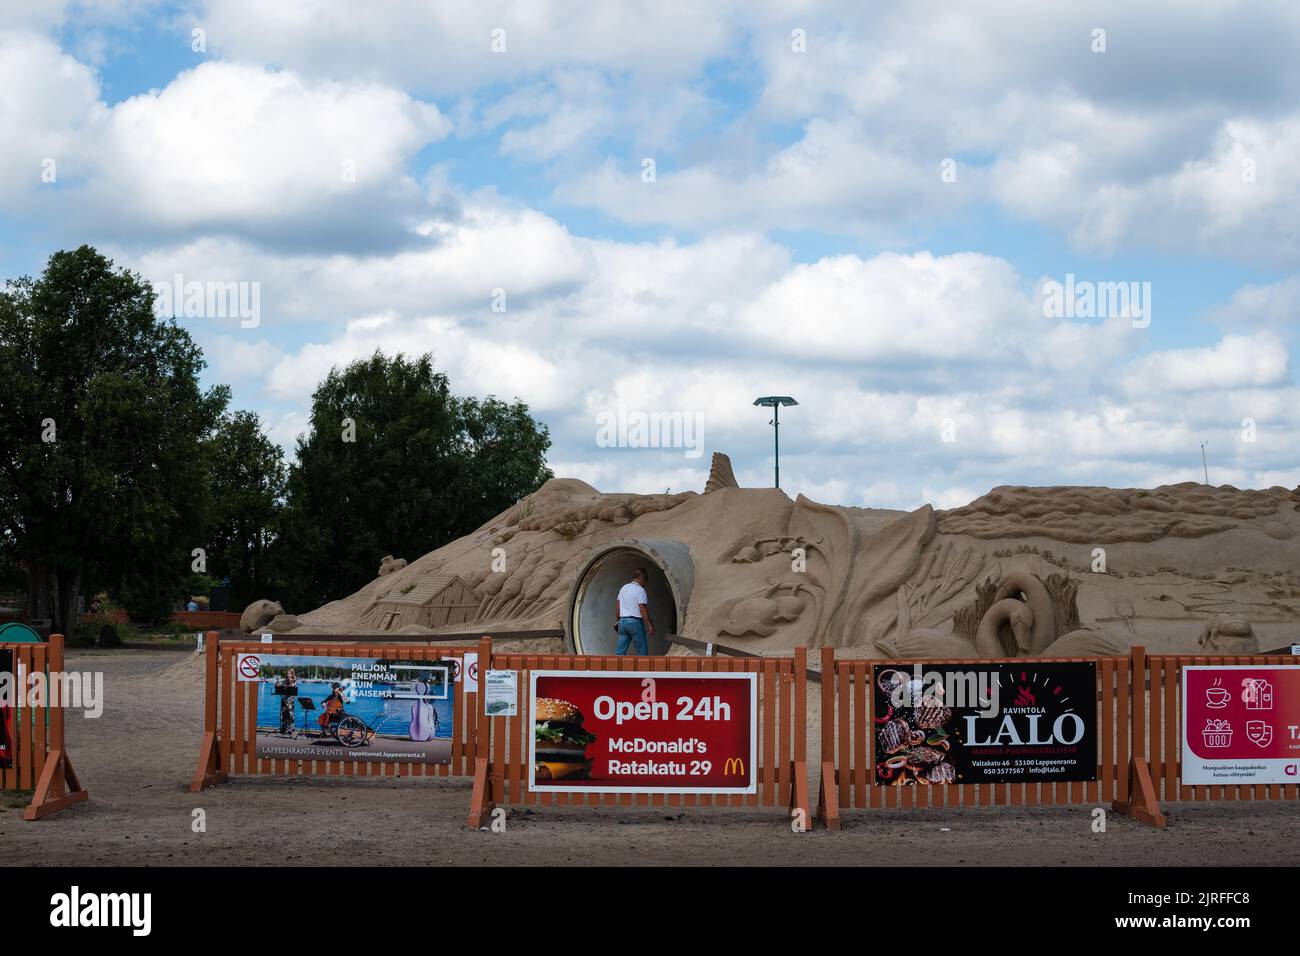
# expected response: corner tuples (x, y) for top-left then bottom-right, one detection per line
(484, 669), (519, 717)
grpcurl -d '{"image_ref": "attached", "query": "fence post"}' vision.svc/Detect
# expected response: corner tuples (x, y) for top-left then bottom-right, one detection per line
(466, 635), (495, 829)
(791, 646), (810, 829)
(190, 632), (224, 792)
(1111, 644), (1166, 827)
(816, 647), (840, 829)
(49, 633), (66, 759)
(22, 633), (89, 820)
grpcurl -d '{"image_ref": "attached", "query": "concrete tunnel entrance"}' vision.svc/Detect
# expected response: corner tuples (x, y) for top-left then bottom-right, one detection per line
(566, 538), (694, 655)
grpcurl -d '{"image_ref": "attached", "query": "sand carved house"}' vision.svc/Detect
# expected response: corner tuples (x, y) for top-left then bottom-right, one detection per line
(363, 574), (480, 631)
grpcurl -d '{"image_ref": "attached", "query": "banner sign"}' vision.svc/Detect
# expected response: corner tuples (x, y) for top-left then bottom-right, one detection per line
(871, 663), (1098, 785)
(250, 654), (454, 764)
(1182, 665), (1300, 785)
(528, 670), (757, 794)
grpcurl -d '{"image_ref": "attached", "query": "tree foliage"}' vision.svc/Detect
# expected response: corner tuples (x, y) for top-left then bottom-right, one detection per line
(0, 246), (228, 627)
(205, 410), (287, 609)
(1, 250), (555, 627)
(277, 352), (552, 609)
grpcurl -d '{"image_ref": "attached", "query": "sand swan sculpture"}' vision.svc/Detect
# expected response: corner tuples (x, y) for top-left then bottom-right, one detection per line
(986, 570), (1127, 657)
(886, 599), (1029, 658)
(889, 569), (1129, 658)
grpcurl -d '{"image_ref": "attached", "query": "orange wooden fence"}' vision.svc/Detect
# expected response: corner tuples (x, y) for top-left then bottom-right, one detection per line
(1136, 648), (1300, 811)
(173, 610), (242, 630)
(467, 640), (809, 829)
(191, 632), (483, 791)
(817, 647), (1143, 828)
(818, 645), (1300, 829)
(184, 636), (1298, 831)
(0, 633), (89, 820)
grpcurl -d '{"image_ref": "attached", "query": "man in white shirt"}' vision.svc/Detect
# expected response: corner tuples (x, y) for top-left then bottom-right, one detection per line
(614, 569), (655, 655)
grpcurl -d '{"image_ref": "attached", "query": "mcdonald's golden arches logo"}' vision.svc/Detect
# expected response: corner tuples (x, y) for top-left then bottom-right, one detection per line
(724, 756), (745, 776)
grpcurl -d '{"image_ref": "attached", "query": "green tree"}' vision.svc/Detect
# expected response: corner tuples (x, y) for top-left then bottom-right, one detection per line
(0, 246), (229, 628)
(277, 351), (552, 609)
(204, 410), (287, 608)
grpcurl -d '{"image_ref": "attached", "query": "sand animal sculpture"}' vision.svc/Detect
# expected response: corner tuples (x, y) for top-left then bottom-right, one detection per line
(982, 570), (1128, 657)
(240, 599), (284, 633)
(882, 570), (1129, 659)
(717, 581), (811, 639)
(1198, 614), (1259, 653)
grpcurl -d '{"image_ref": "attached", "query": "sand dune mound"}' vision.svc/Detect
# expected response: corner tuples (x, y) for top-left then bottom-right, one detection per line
(937, 483), (1292, 543)
(278, 454), (1297, 658)
(494, 478), (695, 537)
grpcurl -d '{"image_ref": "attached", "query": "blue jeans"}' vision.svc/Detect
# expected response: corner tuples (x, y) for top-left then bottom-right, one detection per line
(616, 617), (648, 655)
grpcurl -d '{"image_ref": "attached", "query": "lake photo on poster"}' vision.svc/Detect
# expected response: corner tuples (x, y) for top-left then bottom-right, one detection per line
(248, 654), (454, 764)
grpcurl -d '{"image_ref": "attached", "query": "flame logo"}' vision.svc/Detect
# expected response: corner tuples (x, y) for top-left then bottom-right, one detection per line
(1013, 685), (1036, 706)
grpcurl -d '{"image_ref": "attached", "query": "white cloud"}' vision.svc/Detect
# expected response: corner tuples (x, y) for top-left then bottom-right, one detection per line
(1123, 333), (1290, 394)
(194, 0), (745, 93)
(0, 31), (106, 201)
(0, 45), (449, 246)
(557, 118), (969, 237)
(552, 2), (1300, 261)
(203, 333), (284, 382)
(100, 62), (448, 230)
(128, 211), (1298, 507)
(1008, 116), (1300, 266)
(0, 0), (157, 29)
(127, 199), (595, 324)
(740, 251), (1030, 363)
(15, 3), (1300, 262)
(1206, 275), (1300, 333)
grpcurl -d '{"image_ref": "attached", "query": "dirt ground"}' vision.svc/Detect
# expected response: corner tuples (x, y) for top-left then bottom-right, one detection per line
(1, 646), (1297, 867)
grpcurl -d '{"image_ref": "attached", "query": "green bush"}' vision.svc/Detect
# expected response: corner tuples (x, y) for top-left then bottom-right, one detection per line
(141, 620), (194, 638)
(71, 611), (131, 647)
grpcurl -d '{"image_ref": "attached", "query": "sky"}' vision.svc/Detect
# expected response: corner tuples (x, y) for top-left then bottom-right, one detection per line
(1, 0), (1297, 510)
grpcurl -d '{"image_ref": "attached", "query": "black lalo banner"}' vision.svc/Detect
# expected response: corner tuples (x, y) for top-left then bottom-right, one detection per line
(872, 662), (1097, 785)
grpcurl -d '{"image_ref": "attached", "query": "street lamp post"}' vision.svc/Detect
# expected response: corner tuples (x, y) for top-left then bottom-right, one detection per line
(753, 396), (798, 489)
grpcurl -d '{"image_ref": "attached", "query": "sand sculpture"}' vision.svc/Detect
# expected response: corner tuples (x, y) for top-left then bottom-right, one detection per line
(240, 599), (284, 633)
(249, 452), (1299, 658)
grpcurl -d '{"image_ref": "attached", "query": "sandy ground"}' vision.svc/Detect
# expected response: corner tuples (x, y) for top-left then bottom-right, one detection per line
(1, 646), (1297, 867)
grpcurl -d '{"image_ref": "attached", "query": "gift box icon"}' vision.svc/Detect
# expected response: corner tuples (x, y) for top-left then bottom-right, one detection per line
(1202, 718), (1232, 748)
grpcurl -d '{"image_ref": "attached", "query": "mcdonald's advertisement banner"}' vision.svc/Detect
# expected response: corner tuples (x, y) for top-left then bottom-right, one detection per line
(528, 670), (757, 794)
(1182, 665), (1300, 785)
(871, 663), (1098, 785)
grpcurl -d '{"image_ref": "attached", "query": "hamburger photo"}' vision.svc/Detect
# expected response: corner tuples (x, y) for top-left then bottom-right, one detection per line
(534, 697), (597, 781)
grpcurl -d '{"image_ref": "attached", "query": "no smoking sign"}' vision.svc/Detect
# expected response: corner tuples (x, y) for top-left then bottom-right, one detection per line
(454, 652), (479, 692)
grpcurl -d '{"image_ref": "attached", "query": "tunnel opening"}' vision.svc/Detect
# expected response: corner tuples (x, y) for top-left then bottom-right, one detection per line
(567, 539), (694, 655)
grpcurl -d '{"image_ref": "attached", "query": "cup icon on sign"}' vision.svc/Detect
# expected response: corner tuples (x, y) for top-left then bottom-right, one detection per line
(1205, 678), (1230, 709)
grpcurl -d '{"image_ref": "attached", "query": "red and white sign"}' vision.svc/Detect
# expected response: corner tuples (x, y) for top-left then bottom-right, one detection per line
(236, 653), (261, 681)
(1182, 665), (1300, 785)
(453, 652), (479, 692)
(528, 670), (757, 795)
